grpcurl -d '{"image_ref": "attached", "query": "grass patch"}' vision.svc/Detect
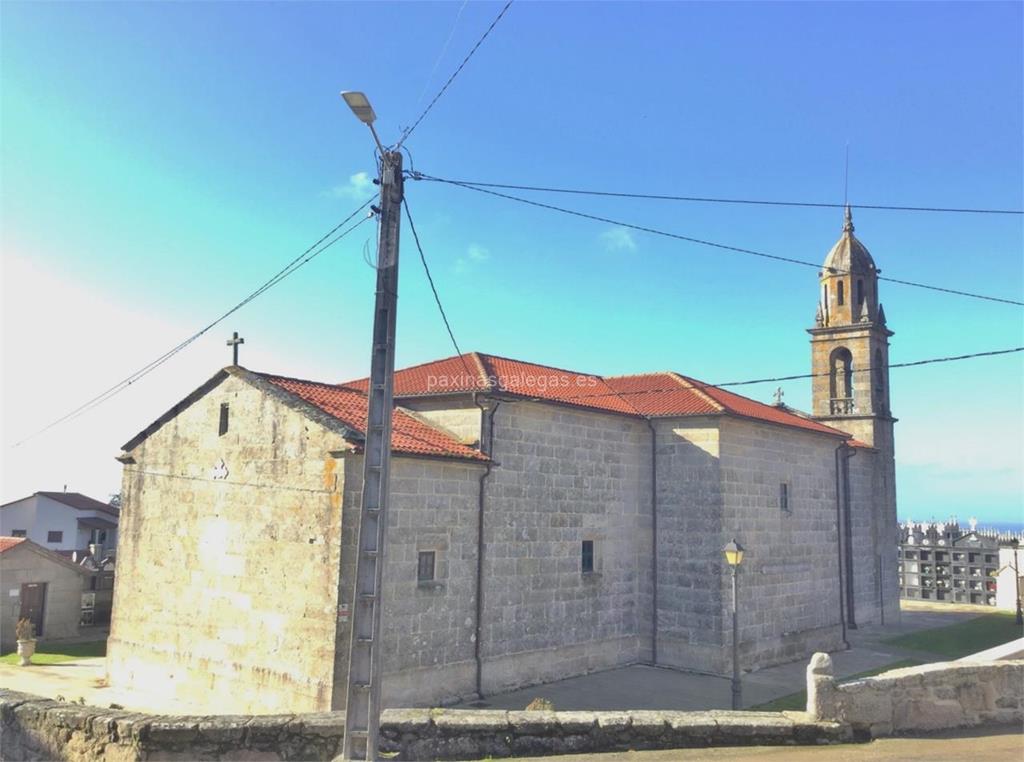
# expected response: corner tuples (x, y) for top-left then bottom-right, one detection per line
(752, 659), (922, 712)
(0, 640), (106, 665)
(882, 612), (1023, 659)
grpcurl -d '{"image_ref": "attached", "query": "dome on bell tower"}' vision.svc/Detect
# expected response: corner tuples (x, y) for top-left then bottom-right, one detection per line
(823, 206), (876, 274)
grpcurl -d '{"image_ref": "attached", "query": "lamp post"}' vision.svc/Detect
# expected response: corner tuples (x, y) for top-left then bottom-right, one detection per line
(722, 539), (745, 710)
(1012, 539), (1022, 626)
(339, 90), (403, 762)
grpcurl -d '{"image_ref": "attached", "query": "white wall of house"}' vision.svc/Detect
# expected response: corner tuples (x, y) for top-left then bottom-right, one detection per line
(0, 495), (118, 552)
(995, 547), (1023, 612)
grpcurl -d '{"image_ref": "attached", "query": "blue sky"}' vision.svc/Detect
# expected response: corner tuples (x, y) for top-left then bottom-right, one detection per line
(2, 2), (1021, 523)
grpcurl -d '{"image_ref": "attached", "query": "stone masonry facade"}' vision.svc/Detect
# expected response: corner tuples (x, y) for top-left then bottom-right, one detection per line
(106, 212), (897, 713)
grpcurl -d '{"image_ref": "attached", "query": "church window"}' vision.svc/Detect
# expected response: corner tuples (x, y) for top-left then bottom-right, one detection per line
(11, 529), (26, 537)
(874, 349), (884, 400)
(219, 403), (230, 436)
(581, 540), (595, 573)
(837, 280), (845, 306)
(417, 551), (435, 582)
(857, 279), (864, 305)
(47, 531), (63, 543)
(780, 483), (790, 512)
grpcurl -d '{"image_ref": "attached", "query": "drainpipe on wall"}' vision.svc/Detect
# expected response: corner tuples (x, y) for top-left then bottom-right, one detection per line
(646, 419), (658, 666)
(842, 446), (857, 630)
(472, 394), (500, 699)
(833, 444), (849, 649)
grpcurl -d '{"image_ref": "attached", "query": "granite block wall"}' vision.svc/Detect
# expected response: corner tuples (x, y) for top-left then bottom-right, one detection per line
(650, 418), (724, 673)
(107, 374), (348, 714)
(717, 418), (845, 671)
(478, 401), (653, 694)
(332, 455), (486, 709)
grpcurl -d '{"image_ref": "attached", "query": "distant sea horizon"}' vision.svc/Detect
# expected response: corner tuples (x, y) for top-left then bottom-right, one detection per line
(899, 517), (1024, 534)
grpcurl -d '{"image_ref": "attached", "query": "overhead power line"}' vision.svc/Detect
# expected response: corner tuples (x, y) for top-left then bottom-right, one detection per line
(14, 200), (374, 447)
(394, 0), (514, 150)
(418, 177), (1024, 215)
(414, 173), (1024, 307)
(412, 0), (471, 109)
(550, 346), (1024, 406)
(402, 197), (477, 383)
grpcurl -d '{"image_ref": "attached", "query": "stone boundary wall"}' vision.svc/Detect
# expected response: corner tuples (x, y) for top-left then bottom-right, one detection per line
(1, 689), (853, 761)
(806, 652), (1024, 737)
(378, 708), (852, 760)
(0, 690), (345, 761)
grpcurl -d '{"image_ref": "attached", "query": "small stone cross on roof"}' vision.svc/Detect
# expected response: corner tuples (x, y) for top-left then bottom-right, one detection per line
(227, 331), (245, 366)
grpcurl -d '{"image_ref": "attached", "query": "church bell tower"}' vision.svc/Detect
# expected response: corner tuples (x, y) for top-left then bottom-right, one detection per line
(808, 206), (895, 447)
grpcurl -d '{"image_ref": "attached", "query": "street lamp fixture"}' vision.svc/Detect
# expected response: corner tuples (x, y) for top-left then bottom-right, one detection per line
(723, 539), (745, 568)
(722, 538), (745, 711)
(341, 91), (376, 124)
(340, 90), (387, 156)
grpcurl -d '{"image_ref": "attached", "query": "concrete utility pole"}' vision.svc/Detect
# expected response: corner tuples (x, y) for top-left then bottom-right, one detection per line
(340, 91), (403, 762)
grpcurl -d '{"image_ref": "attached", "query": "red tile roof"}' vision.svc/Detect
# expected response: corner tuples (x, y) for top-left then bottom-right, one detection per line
(345, 353), (850, 439)
(0, 536), (26, 554)
(260, 373), (488, 462)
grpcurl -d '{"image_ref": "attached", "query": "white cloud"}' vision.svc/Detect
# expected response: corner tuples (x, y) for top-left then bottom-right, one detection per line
(456, 243), (490, 273)
(327, 171), (375, 200)
(599, 226), (637, 253)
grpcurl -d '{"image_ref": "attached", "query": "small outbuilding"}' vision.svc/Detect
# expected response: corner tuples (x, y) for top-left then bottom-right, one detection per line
(0, 536), (91, 652)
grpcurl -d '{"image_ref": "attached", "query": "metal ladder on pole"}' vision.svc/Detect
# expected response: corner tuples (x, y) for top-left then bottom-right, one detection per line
(342, 152), (403, 761)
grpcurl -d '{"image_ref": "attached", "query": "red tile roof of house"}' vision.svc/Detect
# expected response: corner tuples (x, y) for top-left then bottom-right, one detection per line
(0, 536), (26, 554)
(260, 373), (488, 462)
(344, 352), (850, 439)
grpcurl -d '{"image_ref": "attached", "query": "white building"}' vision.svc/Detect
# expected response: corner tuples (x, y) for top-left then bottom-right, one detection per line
(0, 492), (119, 556)
(995, 545), (1023, 613)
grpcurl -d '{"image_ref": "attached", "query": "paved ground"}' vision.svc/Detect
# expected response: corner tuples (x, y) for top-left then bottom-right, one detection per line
(0, 601), (1002, 716)
(518, 725), (1024, 761)
(464, 601), (986, 711)
(0, 656), (196, 714)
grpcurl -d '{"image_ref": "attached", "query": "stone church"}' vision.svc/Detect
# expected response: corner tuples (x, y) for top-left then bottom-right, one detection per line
(107, 209), (899, 713)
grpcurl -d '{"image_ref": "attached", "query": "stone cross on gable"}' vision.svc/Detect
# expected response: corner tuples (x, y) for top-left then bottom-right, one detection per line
(227, 331), (245, 366)
(773, 387), (785, 406)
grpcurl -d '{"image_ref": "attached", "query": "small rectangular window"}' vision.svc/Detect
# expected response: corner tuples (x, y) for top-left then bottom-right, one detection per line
(219, 403), (230, 436)
(11, 529), (26, 538)
(417, 551), (435, 582)
(47, 531), (63, 543)
(780, 483), (789, 512)
(582, 540), (594, 573)
(837, 280), (845, 306)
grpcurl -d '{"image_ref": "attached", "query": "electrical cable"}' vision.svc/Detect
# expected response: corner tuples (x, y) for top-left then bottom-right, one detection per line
(536, 346), (1024, 406)
(414, 173), (1024, 307)
(419, 177), (1024, 216)
(394, 0), (514, 150)
(13, 201), (374, 446)
(402, 196), (478, 384)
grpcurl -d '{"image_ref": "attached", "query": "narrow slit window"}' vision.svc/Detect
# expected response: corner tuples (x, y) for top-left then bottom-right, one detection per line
(780, 483), (789, 512)
(582, 540), (595, 573)
(857, 279), (864, 305)
(837, 280), (845, 306)
(219, 403), (230, 436)
(417, 551), (436, 582)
